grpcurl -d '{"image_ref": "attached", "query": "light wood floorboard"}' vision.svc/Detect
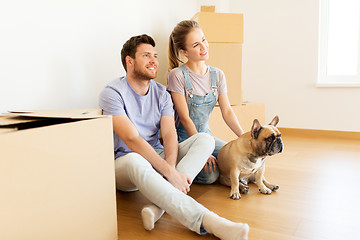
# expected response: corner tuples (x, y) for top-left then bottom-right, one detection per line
(116, 131), (360, 239)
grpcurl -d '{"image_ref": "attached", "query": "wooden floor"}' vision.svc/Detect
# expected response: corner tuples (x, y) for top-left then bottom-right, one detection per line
(116, 131), (360, 240)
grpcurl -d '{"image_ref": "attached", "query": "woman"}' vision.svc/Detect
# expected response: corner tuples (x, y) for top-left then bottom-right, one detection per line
(167, 20), (244, 184)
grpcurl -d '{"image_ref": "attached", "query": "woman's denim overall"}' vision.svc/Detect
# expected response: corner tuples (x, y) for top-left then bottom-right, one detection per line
(177, 65), (226, 184)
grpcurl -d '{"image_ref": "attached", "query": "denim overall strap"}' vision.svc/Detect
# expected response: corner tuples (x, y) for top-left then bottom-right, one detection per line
(209, 66), (217, 89)
(179, 65), (193, 94)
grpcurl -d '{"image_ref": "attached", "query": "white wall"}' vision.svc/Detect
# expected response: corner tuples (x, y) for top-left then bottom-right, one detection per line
(229, 0), (360, 132)
(1, 0), (359, 132)
(0, 0), (198, 112)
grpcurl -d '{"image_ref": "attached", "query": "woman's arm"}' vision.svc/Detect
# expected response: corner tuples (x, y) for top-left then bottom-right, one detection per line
(170, 92), (198, 137)
(218, 93), (244, 137)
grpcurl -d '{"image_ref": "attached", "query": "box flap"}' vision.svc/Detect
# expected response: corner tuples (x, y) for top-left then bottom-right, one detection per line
(3, 109), (103, 120)
(0, 116), (38, 127)
(0, 128), (16, 134)
(0, 109), (108, 132)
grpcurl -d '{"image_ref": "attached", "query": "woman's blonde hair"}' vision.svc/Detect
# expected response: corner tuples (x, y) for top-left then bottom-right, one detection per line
(168, 20), (200, 70)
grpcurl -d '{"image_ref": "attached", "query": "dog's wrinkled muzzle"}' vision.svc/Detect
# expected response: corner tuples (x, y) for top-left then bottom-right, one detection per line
(268, 138), (283, 156)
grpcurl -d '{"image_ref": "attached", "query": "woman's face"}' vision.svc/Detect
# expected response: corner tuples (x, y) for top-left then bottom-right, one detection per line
(181, 27), (209, 62)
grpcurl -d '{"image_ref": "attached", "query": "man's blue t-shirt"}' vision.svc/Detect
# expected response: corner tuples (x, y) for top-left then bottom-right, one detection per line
(99, 76), (174, 159)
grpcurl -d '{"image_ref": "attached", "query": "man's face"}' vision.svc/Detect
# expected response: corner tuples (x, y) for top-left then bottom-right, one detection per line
(131, 43), (158, 80)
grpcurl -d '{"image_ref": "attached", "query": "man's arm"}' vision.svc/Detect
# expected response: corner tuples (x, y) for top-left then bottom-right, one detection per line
(112, 115), (191, 193)
(159, 115), (178, 167)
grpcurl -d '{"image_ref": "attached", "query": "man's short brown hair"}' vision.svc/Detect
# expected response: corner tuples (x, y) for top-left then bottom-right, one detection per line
(121, 34), (156, 72)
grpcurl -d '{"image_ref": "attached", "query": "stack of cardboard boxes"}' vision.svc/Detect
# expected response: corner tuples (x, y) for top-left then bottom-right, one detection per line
(193, 6), (265, 141)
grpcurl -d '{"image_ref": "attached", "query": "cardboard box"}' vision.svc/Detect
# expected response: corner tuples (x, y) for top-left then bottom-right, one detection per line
(192, 11), (243, 43)
(0, 109), (118, 240)
(201, 5), (215, 12)
(206, 42), (243, 105)
(209, 103), (265, 142)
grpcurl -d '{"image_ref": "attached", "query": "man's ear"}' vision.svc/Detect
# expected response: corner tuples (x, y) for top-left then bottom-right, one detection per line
(125, 56), (133, 69)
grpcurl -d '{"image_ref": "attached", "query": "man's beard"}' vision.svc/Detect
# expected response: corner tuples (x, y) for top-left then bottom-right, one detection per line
(133, 63), (157, 80)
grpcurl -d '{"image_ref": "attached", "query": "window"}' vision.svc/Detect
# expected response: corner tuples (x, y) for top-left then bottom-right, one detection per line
(318, 0), (360, 86)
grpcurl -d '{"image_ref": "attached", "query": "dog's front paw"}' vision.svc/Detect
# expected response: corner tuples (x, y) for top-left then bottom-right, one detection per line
(271, 184), (279, 191)
(230, 190), (241, 200)
(259, 187), (272, 194)
(239, 185), (249, 194)
(264, 181), (279, 192)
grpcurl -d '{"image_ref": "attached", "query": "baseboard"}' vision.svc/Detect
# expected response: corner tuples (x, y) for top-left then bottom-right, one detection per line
(278, 128), (360, 141)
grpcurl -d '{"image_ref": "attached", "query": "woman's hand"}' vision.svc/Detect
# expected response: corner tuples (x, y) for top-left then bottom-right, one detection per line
(203, 155), (217, 173)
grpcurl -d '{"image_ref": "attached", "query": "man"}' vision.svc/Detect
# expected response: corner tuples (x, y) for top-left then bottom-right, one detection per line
(99, 34), (249, 240)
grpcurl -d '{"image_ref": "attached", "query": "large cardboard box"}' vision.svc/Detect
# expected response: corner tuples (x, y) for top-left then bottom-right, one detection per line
(209, 103), (265, 142)
(192, 11), (243, 43)
(206, 42), (243, 105)
(0, 109), (118, 240)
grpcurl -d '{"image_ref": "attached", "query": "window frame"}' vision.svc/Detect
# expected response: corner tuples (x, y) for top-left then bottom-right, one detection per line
(317, 0), (360, 87)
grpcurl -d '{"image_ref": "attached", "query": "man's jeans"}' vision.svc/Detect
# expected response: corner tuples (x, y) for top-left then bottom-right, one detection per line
(114, 133), (215, 234)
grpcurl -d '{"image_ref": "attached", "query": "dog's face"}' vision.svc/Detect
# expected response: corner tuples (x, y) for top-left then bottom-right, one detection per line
(250, 116), (283, 157)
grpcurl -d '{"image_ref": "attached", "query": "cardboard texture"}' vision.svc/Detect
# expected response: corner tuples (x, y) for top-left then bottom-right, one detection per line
(200, 5), (215, 12)
(0, 109), (118, 240)
(209, 103), (266, 142)
(206, 42), (243, 105)
(193, 12), (243, 43)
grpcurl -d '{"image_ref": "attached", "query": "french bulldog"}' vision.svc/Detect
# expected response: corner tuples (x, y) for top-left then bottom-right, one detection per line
(217, 116), (283, 200)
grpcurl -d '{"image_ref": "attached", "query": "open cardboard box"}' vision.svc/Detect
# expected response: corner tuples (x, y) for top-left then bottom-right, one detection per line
(0, 109), (118, 240)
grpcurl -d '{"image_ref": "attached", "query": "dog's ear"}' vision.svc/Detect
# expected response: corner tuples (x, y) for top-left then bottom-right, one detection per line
(251, 119), (262, 139)
(269, 116), (279, 126)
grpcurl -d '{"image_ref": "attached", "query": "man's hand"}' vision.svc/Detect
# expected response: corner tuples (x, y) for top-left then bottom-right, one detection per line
(165, 167), (191, 194)
(203, 155), (217, 173)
